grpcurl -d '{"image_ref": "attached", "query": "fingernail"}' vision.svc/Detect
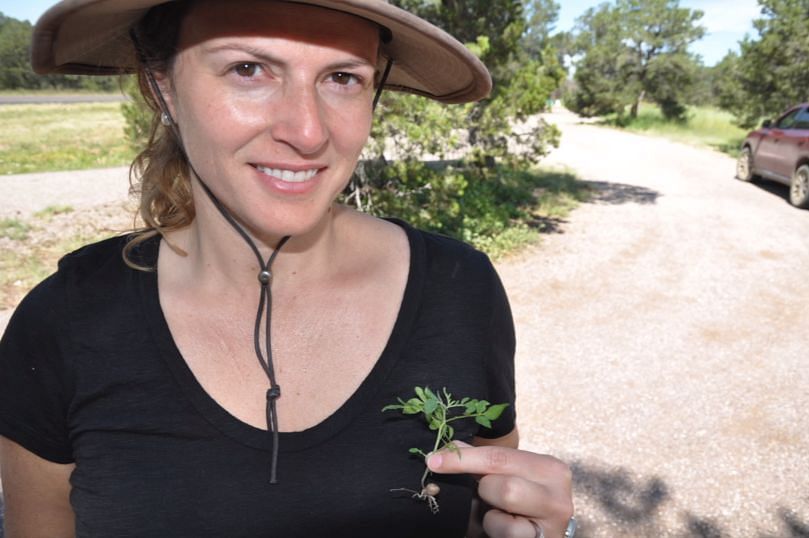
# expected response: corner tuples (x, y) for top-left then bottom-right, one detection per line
(427, 453), (442, 470)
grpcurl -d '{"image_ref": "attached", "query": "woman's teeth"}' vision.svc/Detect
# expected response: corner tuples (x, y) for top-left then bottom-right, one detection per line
(256, 166), (319, 182)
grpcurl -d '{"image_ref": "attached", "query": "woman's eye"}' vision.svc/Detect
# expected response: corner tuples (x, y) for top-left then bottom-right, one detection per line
(330, 72), (360, 86)
(233, 63), (261, 78)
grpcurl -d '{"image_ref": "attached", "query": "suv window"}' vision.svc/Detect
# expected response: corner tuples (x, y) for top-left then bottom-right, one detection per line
(793, 107), (809, 130)
(775, 108), (801, 129)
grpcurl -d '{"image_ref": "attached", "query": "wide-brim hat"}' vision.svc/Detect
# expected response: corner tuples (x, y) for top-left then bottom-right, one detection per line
(31, 0), (492, 103)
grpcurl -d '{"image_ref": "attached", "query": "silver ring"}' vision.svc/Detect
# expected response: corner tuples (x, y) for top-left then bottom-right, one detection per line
(528, 519), (545, 538)
(564, 516), (577, 538)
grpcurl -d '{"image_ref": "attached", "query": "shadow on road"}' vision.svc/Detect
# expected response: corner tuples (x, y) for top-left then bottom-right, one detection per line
(571, 461), (809, 538)
(749, 179), (809, 212)
(583, 181), (661, 206)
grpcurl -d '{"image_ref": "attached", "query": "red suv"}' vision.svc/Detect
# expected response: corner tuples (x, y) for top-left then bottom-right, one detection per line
(736, 103), (809, 208)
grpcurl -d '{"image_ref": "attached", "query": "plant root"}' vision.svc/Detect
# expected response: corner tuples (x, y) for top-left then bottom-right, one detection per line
(389, 486), (440, 514)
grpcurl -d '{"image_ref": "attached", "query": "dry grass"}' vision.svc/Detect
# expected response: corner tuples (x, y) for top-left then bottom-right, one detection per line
(0, 202), (138, 309)
(0, 102), (134, 175)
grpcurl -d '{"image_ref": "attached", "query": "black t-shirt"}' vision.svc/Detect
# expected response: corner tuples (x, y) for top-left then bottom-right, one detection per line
(0, 219), (516, 537)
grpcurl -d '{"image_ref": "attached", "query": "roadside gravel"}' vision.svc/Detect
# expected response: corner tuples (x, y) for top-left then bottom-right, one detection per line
(503, 109), (809, 537)
(1, 109), (807, 537)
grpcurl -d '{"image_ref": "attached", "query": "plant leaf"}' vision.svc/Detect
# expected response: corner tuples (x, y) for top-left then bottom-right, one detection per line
(475, 415), (492, 428)
(381, 404), (402, 412)
(445, 441), (462, 459)
(415, 386), (426, 402)
(402, 398), (423, 414)
(424, 397), (438, 415)
(483, 403), (509, 421)
(424, 387), (438, 401)
(476, 400), (490, 414)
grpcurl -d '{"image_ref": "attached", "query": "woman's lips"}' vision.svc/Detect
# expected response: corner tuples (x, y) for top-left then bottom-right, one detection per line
(251, 164), (325, 194)
(253, 164), (321, 183)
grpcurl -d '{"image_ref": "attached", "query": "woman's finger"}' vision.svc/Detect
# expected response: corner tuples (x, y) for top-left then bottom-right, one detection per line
(476, 473), (554, 520)
(482, 508), (544, 538)
(427, 444), (571, 488)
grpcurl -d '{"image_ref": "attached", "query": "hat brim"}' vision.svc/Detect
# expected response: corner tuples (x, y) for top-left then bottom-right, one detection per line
(31, 0), (492, 103)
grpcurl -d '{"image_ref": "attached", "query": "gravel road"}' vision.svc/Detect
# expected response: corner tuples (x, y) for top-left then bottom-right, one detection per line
(1, 109), (807, 536)
(504, 109), (809, 537)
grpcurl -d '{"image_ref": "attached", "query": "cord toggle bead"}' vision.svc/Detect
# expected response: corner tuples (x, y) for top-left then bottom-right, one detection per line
(258, 270), (272, 285)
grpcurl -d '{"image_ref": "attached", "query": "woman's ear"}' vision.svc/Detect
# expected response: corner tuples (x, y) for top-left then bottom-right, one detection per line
(149, 70), (177, 122)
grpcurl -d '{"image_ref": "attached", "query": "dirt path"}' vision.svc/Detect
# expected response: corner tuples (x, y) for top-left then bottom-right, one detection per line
(1, 110), (808, 536)
(502, 108), (809, 537)
(0, 166), (130, 219)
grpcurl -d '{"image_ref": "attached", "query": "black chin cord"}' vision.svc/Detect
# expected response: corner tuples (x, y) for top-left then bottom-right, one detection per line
(194, 179), (290, 484)
(180, 161), (290, 484)
(133, 30), (394, 484)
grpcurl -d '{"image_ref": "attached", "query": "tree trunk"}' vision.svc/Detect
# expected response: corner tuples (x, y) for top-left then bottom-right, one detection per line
(630, 90), (645, 119)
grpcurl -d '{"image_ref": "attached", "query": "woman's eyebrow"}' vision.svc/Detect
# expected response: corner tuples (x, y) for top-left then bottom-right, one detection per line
(325, 59), (376, 72)
(201, 43), (376, 70)
(202, 43), (285, 64)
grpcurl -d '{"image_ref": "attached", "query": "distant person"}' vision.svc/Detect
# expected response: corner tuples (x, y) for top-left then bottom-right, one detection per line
(0, 1), (575, 537)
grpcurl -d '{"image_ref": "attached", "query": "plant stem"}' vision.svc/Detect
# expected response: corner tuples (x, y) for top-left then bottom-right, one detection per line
(421, 403), (450, 489)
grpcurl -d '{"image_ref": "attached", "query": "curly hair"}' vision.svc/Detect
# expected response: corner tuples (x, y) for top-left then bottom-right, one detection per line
(123, 0), (194, 269)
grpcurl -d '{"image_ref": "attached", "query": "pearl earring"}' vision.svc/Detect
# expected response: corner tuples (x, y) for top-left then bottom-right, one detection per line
(160, 112), (173, 126)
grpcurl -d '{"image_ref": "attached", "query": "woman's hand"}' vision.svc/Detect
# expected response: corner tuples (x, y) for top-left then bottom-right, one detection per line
(426, 436), (574, 538)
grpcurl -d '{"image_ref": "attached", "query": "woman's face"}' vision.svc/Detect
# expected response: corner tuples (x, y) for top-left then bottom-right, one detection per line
(162, 0), (380, 240)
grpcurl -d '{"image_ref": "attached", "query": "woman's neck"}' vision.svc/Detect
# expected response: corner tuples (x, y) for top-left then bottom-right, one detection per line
(161, 185), (344, 297)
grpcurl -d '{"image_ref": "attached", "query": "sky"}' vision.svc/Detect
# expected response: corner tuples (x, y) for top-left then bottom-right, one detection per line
(1, 0), (762, 66)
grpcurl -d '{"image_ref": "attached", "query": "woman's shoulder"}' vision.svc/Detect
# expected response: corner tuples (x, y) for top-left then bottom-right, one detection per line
(57, 234), (132, 272)
(57, 233), (160, 284)
(335, 209), (497, 286)
(14, 235), (143, 319)
(392, 219), (495, 279)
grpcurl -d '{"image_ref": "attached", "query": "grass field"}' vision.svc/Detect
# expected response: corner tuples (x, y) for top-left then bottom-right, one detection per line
(0, 102), (134, 175)
(601, 104), (748, 156)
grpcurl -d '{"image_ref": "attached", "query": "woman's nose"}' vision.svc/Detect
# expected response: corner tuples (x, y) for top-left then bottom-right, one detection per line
(269, 84), (328, 155)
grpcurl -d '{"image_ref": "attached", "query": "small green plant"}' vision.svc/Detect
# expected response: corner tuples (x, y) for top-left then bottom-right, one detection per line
(0, 218), (31, 241)
(382, 386), (508, 514)
(34, 205), (74, 219)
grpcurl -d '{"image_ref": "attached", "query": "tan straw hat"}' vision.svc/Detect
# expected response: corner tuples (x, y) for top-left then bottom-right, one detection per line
(31, 0), (492, 103)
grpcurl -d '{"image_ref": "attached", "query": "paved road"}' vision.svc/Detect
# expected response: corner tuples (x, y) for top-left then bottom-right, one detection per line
(502, 109), (809, 537)
(0, 93), (128, 105)
(0, 166), (131, 219)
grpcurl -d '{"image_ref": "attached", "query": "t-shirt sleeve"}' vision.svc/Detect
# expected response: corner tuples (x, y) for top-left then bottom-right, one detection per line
(0, 272), (74, 463)
(475, 262), (517, 439)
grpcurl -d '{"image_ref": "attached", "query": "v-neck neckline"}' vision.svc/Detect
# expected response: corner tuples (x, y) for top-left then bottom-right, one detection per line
(139, 218), (425, 452)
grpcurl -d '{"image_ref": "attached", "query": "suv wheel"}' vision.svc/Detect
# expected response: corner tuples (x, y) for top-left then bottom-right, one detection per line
(790, 165), (809, 208)
(736, 146), (755, 181)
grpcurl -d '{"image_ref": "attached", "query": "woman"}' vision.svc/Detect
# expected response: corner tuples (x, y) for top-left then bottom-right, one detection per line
(0, 0), (574, 536)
